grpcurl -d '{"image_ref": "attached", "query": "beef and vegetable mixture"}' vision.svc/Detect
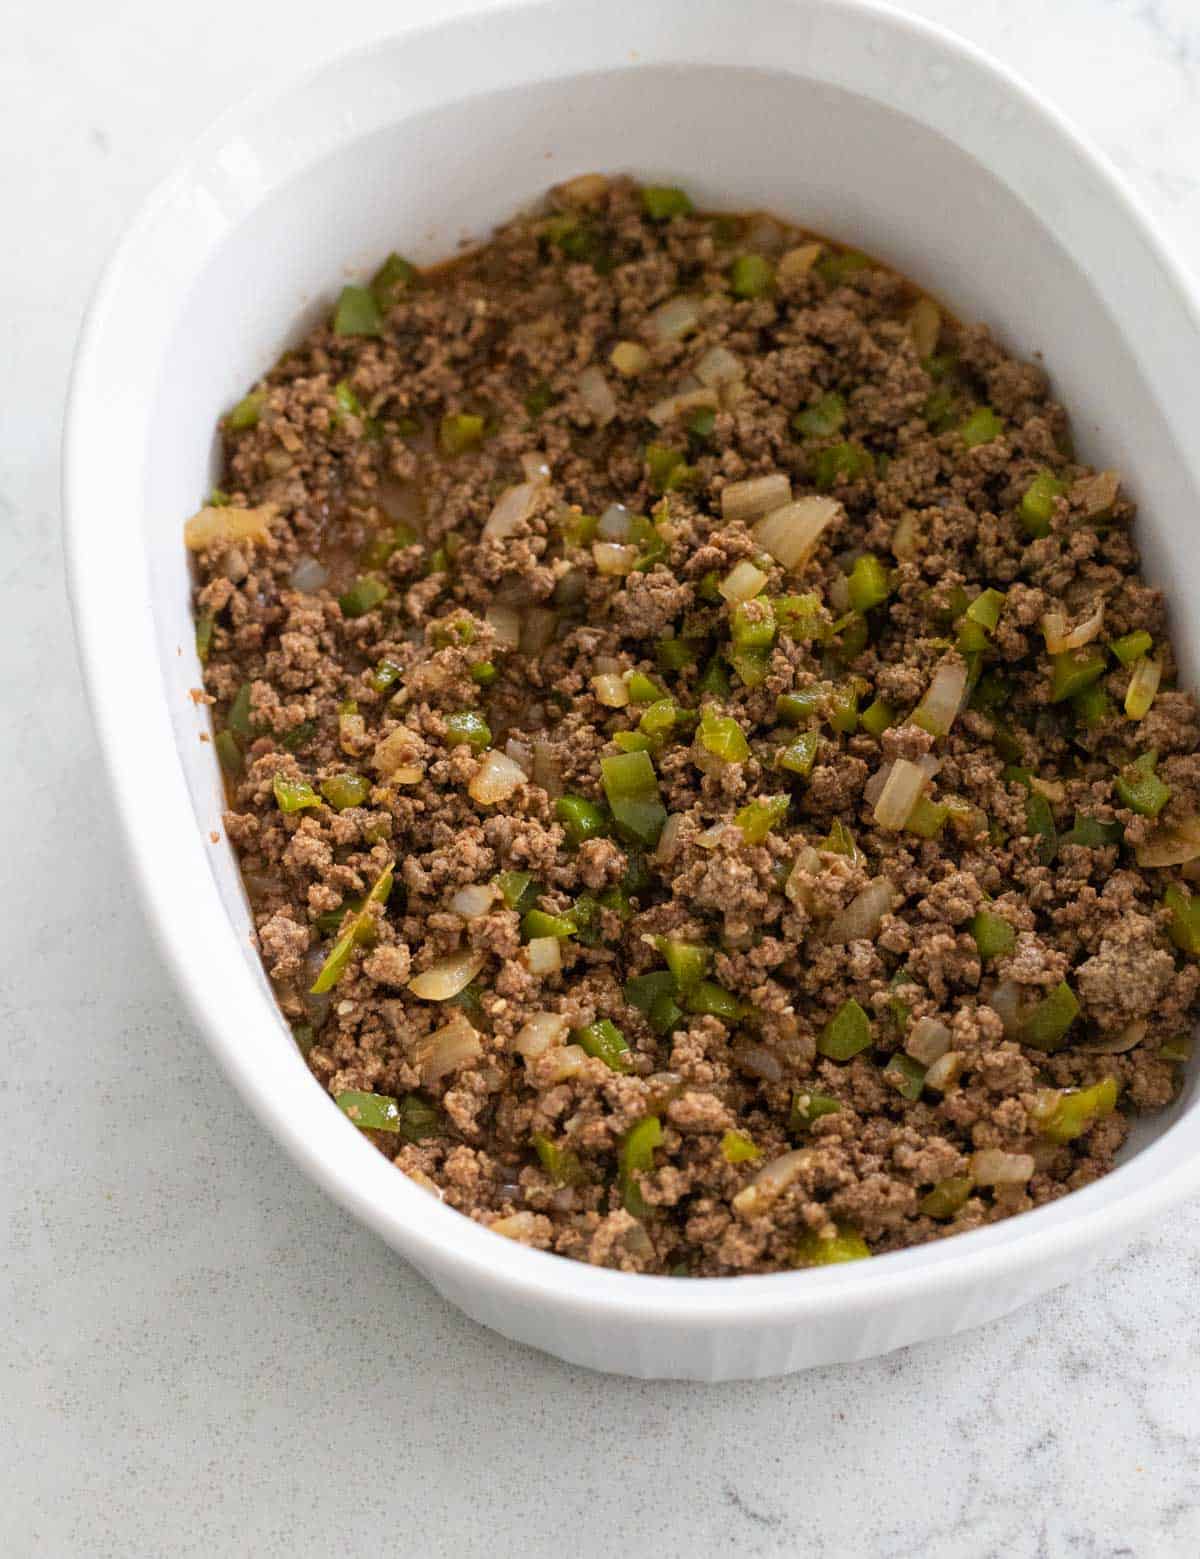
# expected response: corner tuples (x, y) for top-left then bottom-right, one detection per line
(187, 174), (1200, 1276)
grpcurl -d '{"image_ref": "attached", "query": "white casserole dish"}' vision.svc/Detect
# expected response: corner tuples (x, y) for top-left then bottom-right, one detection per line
(64, 0), (1200, 1380)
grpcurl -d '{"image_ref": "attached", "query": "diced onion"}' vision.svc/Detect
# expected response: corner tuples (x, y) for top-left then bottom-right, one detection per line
(485, 603), (522, 649)
(874, 758), (928, 830)
(593, 541), (638, 576)
(987, 980), (1024, 1037)
(827, 574), (851, 613)
(906, 297), (941, 358)
(654, 812), (684, 864)
(784, 845), (821, 908)
(558, 171), (609, 205)
(719, 560), (769, 604)
(863, 762), (893, 808)
(891, 510), (920, 560)
(483, 481), (539, 542)
(777, 243), (822, 284)
(390, 765), (425, 786)
(720, 473), (792, 523)
(925, 1051), (965, 1092)
(289, 555), (329, 592)
(592, 673), (629, 708)
(410, 1011), (483, 1084)
(598, 503), (634, 541)
(732, 1149), (813, 1216)
(694, 345), (744, 389)
(520, 607), (558, 655)
(913, 660), (968, 738)
(697, 822), (732, 850)
(969, 1148), (1035, 1186)
(503, 737), (533, 775)
(610, 340), (650, 377)
(373, 726), (425, 779)
(531, 739), (562, 798)
(648, 294), (701, 342)
(577, 365), (616, 426)
(1029, 776), (1065, 803)
(734, 1045), (784, 1082)
(408, 950), (485, 1001)
(489, 1211), (540, 1240)
(1126, 656), (1162, 720)
(1077, 1019), (1146, 1055)
(543, 1043), (588, 1082)
(520, 451), (552, 483)
(184, 503), (275, 551)
(469, 749), (527, 804)
(1041, 603), (1104, 654)
(906, 1016), (952, 1065)
(526, 936), (563, 975)
(450, 883), (497, 919)
(826, 877), (897, 944)
(514, 1011), (569, 1057)
(753, 495), (842, 570)
(648, 386), (719, 426)
(1134, 817), (1200, 868)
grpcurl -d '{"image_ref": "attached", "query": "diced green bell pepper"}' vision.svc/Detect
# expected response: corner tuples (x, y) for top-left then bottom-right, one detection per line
(818, 998), (872, 1060)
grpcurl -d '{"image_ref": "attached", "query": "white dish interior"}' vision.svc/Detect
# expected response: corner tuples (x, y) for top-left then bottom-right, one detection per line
(67, 0), (1200, 1378)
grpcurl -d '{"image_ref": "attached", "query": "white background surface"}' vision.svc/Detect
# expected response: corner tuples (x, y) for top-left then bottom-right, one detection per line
(6, 1), (1200, 1553)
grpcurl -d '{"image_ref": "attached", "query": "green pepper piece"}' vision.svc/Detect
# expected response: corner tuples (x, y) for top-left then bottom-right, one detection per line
(776, 689), (823, 726)
(227, 390), (265, 431)
(959, 406), (1003, 447)
(1036, 1077), (1119, 1143)
(532, 1131), (588, 1187)
(790, 1092), (842, 1131)
(496, 870), (536, 911)
(919, 1176), (974, 1219)
(645, 443), (696, 494)
(1019, 470), (1067, 537)
(813, 442), (874, 489)
(971, 672), (1010, 712)
(821, 819), (862, 862)
(438, 412), (485, 456)
(1115, 751), (1171, 818)
(818, 998), (872, 1060)
(860, 697), (894, 738)
(444, 710), (492, 751)
(1060, 813), (1123, 849)
(641, 185), (693, 220)
(1160, 1035), (1193, 1062)
(884, 1053), (926, 1101)
(214, 730), (243, 778)
(522, 908), (576, 941)
(656, 636), (699, 672)
(556, 794), (609, 847)
(793, 1226), (871, 1267)
(905, 796), (950, 840)
(655, 937), (711, 991)
(273, 774), (320, 813)
(774, 593), (826, 642)
(194, 613), (214, 664)
(226, 682), (253, 740)
(847, 554), (891, 613)
(777, 729), (820, 776)
(575, 1018), (632, 1073)
(923, 383), (962, 433)
(332, 285), (383, 337)
(371, 252), (418, 310)
(470, 660), (498, 687)
(332, 379), (365, 422)
(339, 575), (389, 618)
(697, 710), (750, 763)
(816, 250), (871, 286)
(336, 1090), (402, 1131)
(720, 1130), (760, 1164)
(1024, 792), (1058, 864)
(731, 598), (776, 650)
(396, 1094), (441, 1143)
(625, 969), (678, 1014)
(625, 671), (664, 705)
(729, 646), (772, 687)
(619, 1115), (663, 1216)
(320, 772), (371, 810)
(684, 980), (743, 1020)
(1164, 883), (1200, 956)
(1019, 982), (1080, 1052)
(1072, 681), (1114, 729)
(829, 682), (860, 734)
(792, 391), (846, 440)
(600, 750), (667, 847)
(970, 909), (1016, 960)
(369, 658), (403, 695)
(734, 794), (789, 844)
(1050, 647), (1107, 702)
(686, 404), (717, 444)
(612, 731), (653, 754)
(730, 254), (774, 298)
(965, 588), (1005, 632)
(638, 697), (679, 739)
(1110, 629), (1153, 666)
(311, 862), (394, 994)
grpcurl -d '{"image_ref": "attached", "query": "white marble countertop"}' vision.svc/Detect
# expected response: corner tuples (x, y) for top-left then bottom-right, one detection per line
(6, 0), (1200, 1553)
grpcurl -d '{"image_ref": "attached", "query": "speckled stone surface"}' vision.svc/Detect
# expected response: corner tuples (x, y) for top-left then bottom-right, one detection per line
(6, 1), (1200, 1553)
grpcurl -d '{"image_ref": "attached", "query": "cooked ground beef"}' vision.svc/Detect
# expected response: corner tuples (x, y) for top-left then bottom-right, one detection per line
(187, 174), (1198, 1277)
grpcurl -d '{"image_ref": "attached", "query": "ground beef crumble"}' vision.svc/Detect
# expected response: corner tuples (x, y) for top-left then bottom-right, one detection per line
(188, 175), (1197, 1277)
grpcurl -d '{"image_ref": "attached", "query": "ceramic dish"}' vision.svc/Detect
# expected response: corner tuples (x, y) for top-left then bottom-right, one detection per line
(64, 0), (1200, 1379)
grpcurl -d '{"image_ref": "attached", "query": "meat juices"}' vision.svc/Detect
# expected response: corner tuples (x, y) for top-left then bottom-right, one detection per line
(188, 176), (1198, 1276)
